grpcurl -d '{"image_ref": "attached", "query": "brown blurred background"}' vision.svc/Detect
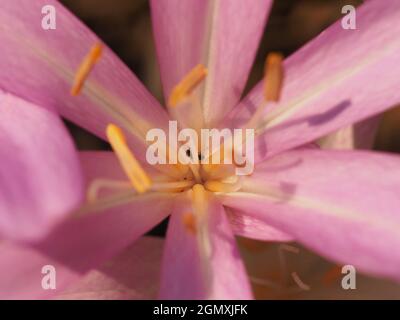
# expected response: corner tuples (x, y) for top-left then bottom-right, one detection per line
(59, 0), (400, 299)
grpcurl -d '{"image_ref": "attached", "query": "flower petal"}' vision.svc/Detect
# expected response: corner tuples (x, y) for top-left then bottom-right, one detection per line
(0, 152), (175, 299)
(150, 0), (272, 126)
(0, 241), (68, 299)
(159, 197), (252, 299)
(230, 0), (400, 161)
(0, 192), (174, 299)
(0, 0), (171, 156)
(227, 208), (294, 242)
(0, 91), (83, 241)
(219, 149), (400, 281)
(56, 236), (164, 300)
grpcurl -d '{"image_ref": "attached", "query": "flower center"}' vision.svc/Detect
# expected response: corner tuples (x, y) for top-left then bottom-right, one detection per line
(70, 44), (284, 205)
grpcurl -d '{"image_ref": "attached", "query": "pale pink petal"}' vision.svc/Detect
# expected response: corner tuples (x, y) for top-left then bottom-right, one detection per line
(229, 0), (400, 161)
(0, 0), (171, 157)
(0, 241), (75, 299)
(219, 149), (400, 281)
(0, 91), (83, 241)
(150, 0), (208, 101)
(150, 0), (272, 126)
(0, 152), (175, 299)
(227, 208), (294, 242)
(56, 236), (164, 300)
(79, 150), (164, 184)
(0, 190), (173, 299)
(318, 116), (381, 150)
(159, 199), (252, 299)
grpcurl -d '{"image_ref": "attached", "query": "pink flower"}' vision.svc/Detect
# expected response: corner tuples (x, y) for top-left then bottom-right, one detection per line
(1, 0), (400, 299)
(0, 89), (84, 242)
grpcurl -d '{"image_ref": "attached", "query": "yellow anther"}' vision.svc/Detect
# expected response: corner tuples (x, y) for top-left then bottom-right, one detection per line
(168, 64), (208, 107)
(182, 212), (197, 234)
(243, 52), (285, 130)
(264, 52), (284, 102)
(71, 43), (103, 96)
(106, 124), (152, 194)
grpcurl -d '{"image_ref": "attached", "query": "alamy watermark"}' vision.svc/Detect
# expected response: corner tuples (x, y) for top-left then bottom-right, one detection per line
(41, 265), (56, 290)
(342, 5), (357, 30)
(41, 5), (56, 30)
(145, 121), (255, 175)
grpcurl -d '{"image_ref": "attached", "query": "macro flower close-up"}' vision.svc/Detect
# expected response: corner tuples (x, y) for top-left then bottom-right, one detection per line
(1, 0), (400, 302)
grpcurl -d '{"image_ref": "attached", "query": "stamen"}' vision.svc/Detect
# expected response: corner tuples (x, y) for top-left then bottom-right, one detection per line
(77, 191), (175, 217)
(106, 124), (152, 194)
(192, 184), (208, 217)
(182, 212), (197, 234)
(71, 43), (103, 96)
(151, 180), (195, 192)
(291, 272), (310, 291)
(204, 177), (242, 193)
(168, 64), (208, 107)
(87, 179), (131, 203)
(190, 184), (212, 290)
(243, 52), (284, 130)
(189, 164), (202, 183)
(80, 190), (136, 215)
(249, 276), (282, 290)
(264, 52), (284, 102)
(201, 162), (236, 181)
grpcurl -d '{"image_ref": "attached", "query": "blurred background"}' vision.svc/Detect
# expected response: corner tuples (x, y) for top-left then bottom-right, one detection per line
(59, 0), (400, 299)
